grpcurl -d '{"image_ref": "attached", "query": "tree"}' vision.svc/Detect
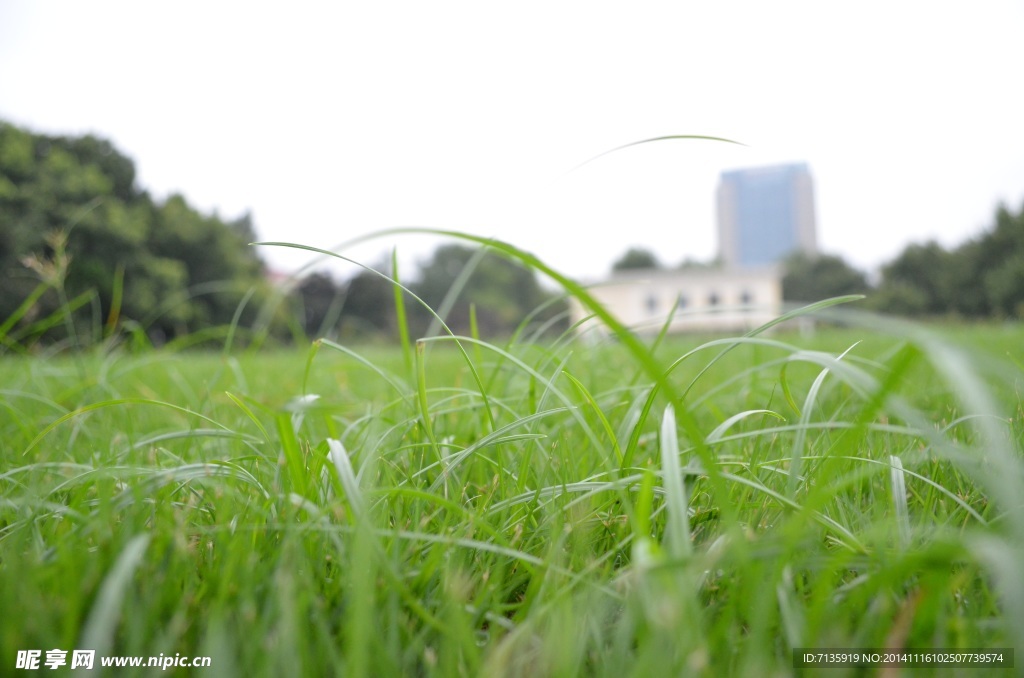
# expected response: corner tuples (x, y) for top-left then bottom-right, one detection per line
(983, 252), (1024, 318)
(612, 247), (660, 272)
(337, 267), (396, 337)
(410, 244), (562, 337)
(0, 120), (275, 346)
(867, 201), (1024, 318)
(872, 242), (955, 316)
(0, 122), (161, 338)
(295, 272), (345, 338)
(149, 195), (268, 336)
(782, 252), (870, 303)
(960, 201), (1024, 317)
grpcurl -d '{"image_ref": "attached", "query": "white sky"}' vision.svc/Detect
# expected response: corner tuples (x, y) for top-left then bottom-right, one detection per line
(2, 1), (1023, 282)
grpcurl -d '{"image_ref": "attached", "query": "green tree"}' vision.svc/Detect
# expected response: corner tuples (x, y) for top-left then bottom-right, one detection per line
(294, 272), (344, 338)
(292, 268), (396, 339)
(983, 252), (1024, 318)
(411, 244), (562, 337)
(149, 195), (268, 336)
(872, 242), (954, 316)
(612, 247), (660, 272)
(869, 202), (1024, 318)
(0, 120), (274, 347)
(966, 202), (1024, 317)
(0, 122), (159, 338)
(782, 252), (870, 302)
(338, 268), (396, 337)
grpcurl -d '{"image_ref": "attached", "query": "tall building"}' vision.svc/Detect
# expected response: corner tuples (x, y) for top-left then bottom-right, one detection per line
(717, 162), (818, 267)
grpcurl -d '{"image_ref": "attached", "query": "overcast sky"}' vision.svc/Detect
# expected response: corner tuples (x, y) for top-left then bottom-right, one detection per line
(2, 1), (1023, 281)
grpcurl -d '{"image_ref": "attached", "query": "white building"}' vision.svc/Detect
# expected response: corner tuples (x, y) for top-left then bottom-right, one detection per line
(569, 266), (782, 336)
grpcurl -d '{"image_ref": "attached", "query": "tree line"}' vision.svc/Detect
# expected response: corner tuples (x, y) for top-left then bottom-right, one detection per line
(4, 119), (1022, 353)
(291, 245), (562, 342)
(0, 121), (563, 350)
(783, 202), (1024, 318)
(0, 121), (270, 348)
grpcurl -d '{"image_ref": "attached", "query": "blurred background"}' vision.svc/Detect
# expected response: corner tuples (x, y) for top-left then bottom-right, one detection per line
(2, 1), (1023, 344)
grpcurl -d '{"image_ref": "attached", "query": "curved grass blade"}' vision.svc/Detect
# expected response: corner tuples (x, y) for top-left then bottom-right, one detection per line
(22, 398), (233, 457)
(391, 248), (414, 378)
(78, 533), (151, 657)
(570, 134), (746, 172)
(889, 454), (912, 548)
(225, 392), (272, 443)
(660, 405), (693, 559)
(562, 370), (624, 466)
(253, 241), (496, 433)
(706, 409), (785, 443)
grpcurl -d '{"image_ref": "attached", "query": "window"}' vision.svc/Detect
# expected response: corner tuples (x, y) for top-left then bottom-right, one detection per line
(645, 294), (658, 313)
(708, 291), (720, 307)
(676, 293), (688, 309)
(740, 290), (753, 305)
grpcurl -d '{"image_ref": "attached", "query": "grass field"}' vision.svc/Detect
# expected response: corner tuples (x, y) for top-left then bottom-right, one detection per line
(3, 264), (1024, 675)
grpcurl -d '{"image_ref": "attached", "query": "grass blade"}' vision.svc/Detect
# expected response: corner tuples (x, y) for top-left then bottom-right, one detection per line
(78, 534), (151, 657)
(659, 405), (692, 559)
(391, 248), (414, 378)
(889, 454), (912, 548)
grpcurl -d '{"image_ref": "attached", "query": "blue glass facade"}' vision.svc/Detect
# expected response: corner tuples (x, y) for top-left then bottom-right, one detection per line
(718, 163), (816, 267)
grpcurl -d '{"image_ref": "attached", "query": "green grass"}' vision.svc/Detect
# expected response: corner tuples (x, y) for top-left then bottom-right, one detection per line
(2, 241), (1024, 676)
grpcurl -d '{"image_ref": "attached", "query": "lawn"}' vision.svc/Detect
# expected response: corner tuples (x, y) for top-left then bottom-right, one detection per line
(2, 307), (1023, 675)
